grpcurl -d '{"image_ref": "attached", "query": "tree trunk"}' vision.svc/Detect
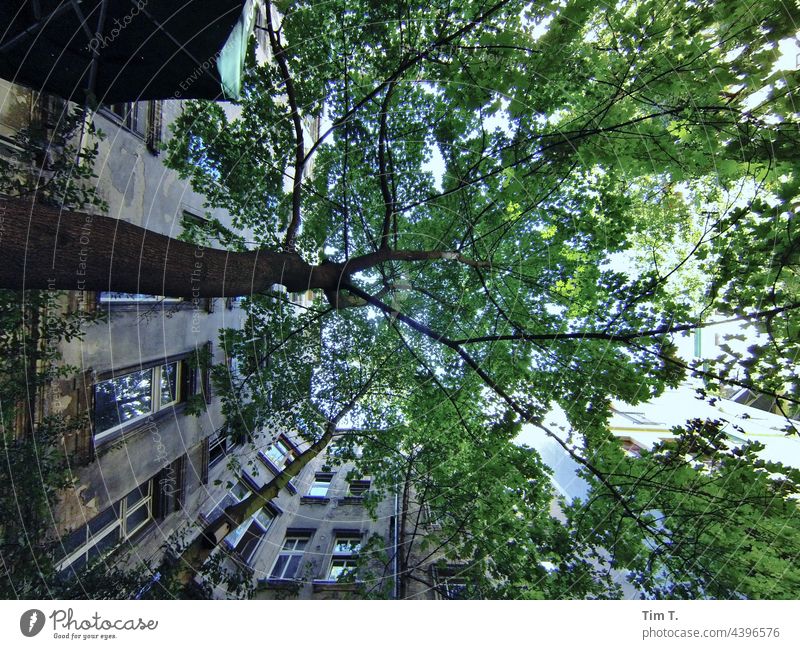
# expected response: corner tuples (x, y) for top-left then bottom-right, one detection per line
(0, 196), (339, 298)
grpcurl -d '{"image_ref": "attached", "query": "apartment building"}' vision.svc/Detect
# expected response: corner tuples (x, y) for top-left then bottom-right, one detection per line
(197, 429), (462, 600)
(0, 66), (260, 583)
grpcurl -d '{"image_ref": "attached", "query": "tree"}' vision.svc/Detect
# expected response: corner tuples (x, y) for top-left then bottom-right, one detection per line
(3, 0), (800, 597)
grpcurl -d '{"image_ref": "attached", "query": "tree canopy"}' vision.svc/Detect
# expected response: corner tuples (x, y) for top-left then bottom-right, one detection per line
(3, 0), (800, 598)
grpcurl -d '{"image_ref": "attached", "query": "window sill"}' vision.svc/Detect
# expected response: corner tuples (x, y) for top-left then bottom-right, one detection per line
(312, 580), (360, 593)
(257, 578), (302, 590)
(300, 496), (330, 505)
(98, 299), (192, 313)
(338, 496), (364, 505)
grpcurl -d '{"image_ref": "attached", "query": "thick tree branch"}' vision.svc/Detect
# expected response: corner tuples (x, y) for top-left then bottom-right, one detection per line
(0, 196), (330, 296)
(266, 5), (305, 254)
(378, 82), (397, 249)
(450, 303), (800, 345)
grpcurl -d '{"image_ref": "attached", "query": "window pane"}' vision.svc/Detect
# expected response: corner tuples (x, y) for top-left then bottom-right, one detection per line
(209, 432), (228, 467)
(270, 555), (288, 579)
(333, 537), (360, 554)
(160, 362), (179, 406)
(61, 553), (87, 576)
(309, 475), (331, 497)
(94, 369), (153, 433)
(349, 480), (370, 496)
(87, 526), (120, 559)
(265, 440), (290, 467)
(224, 518), (250, 549)
(60, 526), (88, 556)
(329, 559), (356, 580)
(125, 484), (150, 508)
(87, 504), (120, 535)
(285, 555), (302, 579)
(254, 509), (274, 531)
(125, 504), (151, 535)
(230, 481), (249, 502)
(444, 579), (468, 599)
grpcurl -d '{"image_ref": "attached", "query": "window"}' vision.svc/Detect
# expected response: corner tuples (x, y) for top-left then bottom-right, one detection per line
(203, 478), (250, 523)
(308, 473), (333, 498)
(616, 411), (661, 426)
(439, 575), (468, 599)
(101, 100), (162, 153)
(618, 436), (644, 457)
(434, 565), (470, 599)
(348, 480), (370, 497)
(155, 455), (186, 518)
(207, 430), (230, 470)
(93, 359), (190, 442)
(264, 438), (295, 470)
(327, 533), (361, 580)
(104, 101), (147, 136)
(269, 534), (310, 580)
(224, 509), (274, 564)
(58, 480), (154, 575)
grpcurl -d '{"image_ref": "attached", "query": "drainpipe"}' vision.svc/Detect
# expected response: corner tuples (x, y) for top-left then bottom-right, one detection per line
(392, 489), (400, 599)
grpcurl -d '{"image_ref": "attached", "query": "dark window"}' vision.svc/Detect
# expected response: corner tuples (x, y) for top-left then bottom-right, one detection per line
(208, 431), (229, 470)
(348, 480), (370, 497)
(155, 455), (186, 518)
(57, 480), (153, 574)
(102, 100), (161, 149)
(224, 509), (274, 565)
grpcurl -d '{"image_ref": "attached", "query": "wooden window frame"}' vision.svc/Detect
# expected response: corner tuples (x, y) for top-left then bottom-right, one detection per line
(57, 479), (154, 574)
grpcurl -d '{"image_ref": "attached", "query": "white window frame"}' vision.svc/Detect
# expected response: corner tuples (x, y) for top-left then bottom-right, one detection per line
(434, 566), (469, 599)
(93, 361), (184, 442)
(223, 508), (274, 562)
(327, 533), (361, 580)
(265, 438), (294, 469)
(57, 481), (153, 573)
(98, 292), (182, 304)
(269, 535), (310, 580)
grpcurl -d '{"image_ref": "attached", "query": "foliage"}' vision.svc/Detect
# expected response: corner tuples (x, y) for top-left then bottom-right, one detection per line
(0, 98), (109, 596)
(169, 0), (800, 598)
(569, 419), (800, 598)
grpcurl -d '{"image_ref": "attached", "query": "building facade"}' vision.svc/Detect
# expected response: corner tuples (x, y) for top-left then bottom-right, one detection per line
(0, 75), (255, 585)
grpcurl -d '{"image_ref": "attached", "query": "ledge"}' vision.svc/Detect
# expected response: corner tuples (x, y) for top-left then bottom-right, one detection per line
(338, 496), (365, 505)
(257, 578), (302, 591)
(300, 496), (330, 505)
(312, 580), (360, 593)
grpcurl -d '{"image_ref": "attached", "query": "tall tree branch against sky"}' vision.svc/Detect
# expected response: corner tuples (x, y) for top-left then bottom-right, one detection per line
(3, 0), (800, 597)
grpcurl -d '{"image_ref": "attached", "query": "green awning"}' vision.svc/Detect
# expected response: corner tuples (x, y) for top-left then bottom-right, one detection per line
(0, 0), (254, 103)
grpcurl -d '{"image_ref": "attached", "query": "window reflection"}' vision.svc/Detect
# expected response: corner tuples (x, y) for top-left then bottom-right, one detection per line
(94, 369), (153, 433)
(160, 362), (179, 406)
